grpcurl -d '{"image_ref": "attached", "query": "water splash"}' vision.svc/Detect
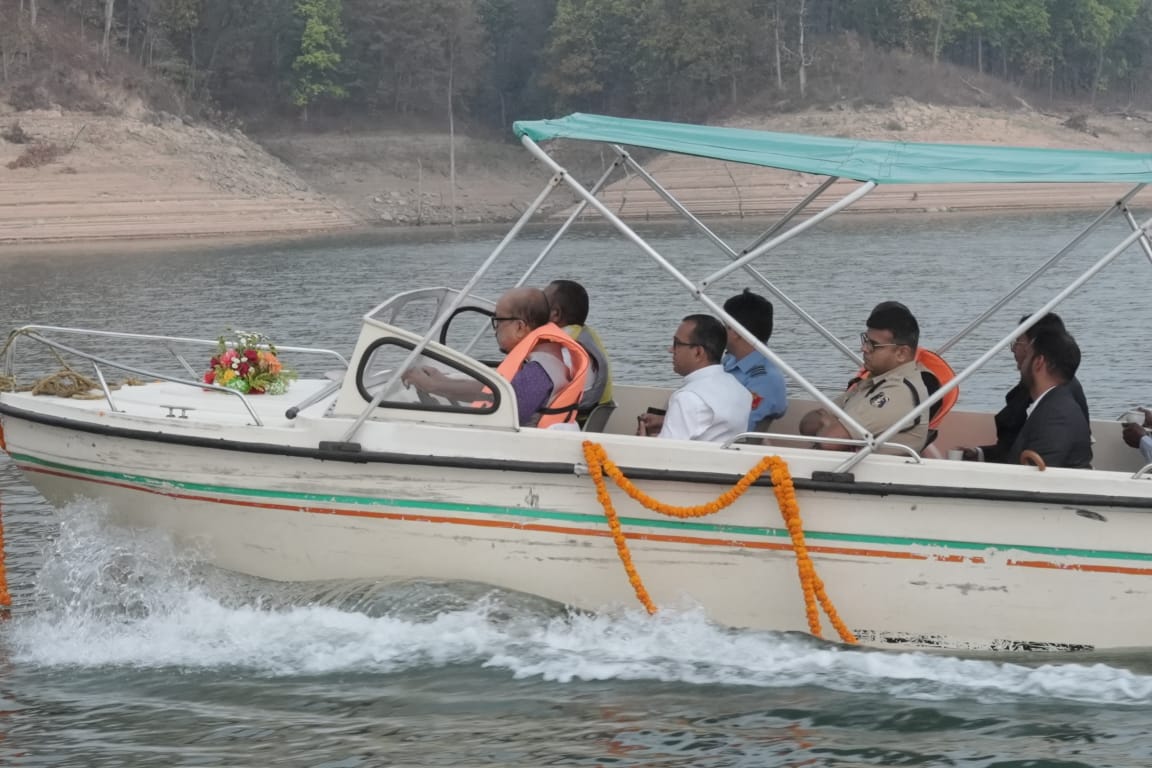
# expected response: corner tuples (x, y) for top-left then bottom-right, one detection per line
(9, 498), (1152, 706)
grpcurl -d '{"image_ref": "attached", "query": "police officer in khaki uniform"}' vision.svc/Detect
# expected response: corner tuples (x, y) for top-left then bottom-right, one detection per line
(801, 301), (929, 452)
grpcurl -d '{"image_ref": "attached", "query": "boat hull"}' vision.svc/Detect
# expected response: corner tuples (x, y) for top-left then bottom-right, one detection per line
(5, 408), (1152, 653)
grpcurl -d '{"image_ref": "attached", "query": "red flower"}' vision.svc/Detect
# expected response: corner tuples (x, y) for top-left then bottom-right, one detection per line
(204, 371), (216, 384)
(238, 362), (251, 376)
(209, 356), (220, 368)
(244, 349), (259, 362)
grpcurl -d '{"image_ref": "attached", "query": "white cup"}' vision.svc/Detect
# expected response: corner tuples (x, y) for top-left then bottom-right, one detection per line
(1124, 410), (1145, 425)
(947, 449), (964, 461)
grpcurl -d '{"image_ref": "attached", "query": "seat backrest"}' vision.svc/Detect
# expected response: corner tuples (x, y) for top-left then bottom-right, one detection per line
(922, 370), (942, 422)
(581, 402), (617, 433)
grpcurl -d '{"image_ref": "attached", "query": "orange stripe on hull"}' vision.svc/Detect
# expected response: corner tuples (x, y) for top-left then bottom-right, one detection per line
(22, 465), (1152, 576)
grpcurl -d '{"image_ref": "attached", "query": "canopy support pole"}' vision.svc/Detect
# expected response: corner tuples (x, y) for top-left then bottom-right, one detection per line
(699, 182), (877, 288)
(518, 154), (626, 285)
(460, 156), (626, 357)
(739, 176), (841, 255)
(838, 209), (1152, 473)
(519, 134), (871, 439)
(1120, 204), (1152, 267)
(340, 173), (564, 443)
(937, 184), (1145, 354)
(619, 154), (859, 364)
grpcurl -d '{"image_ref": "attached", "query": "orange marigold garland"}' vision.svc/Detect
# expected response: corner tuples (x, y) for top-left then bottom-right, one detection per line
(0, 494), (9, 611)
(585, 443), (658, 615)
(582, 440), (856, 644)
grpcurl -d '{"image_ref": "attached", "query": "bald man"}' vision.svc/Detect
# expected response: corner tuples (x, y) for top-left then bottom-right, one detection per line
(402, 287), (578, 426)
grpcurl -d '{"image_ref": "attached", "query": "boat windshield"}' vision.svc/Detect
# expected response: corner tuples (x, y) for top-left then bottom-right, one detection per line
(365, 287), (502, 361)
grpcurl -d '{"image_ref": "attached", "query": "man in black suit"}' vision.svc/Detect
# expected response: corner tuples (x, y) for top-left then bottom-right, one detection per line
(962, 313), (1089, 463)
(1006, 327), (1092, 469)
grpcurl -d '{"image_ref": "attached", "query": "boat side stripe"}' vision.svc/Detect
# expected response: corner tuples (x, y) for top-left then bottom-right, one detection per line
(13, 453), (1152, 569)
(6, 402), (1152, 509)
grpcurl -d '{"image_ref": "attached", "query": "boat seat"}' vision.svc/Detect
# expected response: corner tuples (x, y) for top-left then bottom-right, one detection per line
(581, 402), (617, 433)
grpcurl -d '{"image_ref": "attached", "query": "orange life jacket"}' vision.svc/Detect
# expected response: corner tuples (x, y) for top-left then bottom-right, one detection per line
(484, 323), (591, 428)
(849, 349), (958, 430)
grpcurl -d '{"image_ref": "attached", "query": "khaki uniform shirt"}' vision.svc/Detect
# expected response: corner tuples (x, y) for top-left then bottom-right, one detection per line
(833, 360), (929, 452)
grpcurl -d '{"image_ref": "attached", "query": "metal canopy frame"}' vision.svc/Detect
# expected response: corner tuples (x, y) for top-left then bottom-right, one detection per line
(345, 126), (1152, 466)
(525, 134), (1152, 466)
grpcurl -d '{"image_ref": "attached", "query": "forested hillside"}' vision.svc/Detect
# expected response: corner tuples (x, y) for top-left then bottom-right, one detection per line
(3, 0), (1152, 131)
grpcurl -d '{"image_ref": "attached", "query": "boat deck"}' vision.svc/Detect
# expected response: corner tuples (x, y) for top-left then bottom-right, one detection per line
(3, 379), (337, 428)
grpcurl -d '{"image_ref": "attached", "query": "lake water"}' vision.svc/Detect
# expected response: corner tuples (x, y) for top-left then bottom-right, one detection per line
(2, 212), (1152, 766)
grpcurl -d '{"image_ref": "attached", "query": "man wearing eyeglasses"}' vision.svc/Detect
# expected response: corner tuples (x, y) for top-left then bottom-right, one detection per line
(402, 287), (588, 427)
(801, 301), (929, 452)
(637, 314), (751, 442)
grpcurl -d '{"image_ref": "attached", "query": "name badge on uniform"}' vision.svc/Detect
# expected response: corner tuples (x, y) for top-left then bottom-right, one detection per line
(869, 392), (889, 408)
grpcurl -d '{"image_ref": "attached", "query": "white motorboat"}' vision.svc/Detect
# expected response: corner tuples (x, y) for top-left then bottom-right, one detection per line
(4, 114), (1152, 652)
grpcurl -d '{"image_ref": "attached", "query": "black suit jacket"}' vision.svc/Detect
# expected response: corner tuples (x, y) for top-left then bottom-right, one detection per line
(982, 377), (1089, 463)
(1006, 384), (1093, 469)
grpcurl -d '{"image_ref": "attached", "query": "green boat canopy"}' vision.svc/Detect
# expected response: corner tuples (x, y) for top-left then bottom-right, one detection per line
(514, 113), (1152, 185)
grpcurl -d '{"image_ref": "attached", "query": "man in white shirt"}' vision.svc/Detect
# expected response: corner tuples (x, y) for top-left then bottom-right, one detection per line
(637, 314), (752, 443)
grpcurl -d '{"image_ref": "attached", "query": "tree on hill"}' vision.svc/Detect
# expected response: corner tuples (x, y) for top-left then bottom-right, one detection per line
(7, 0), (1152, 127)
(475, 0), (557, 127)
(290, 0), (346, 120)
(542, 0), (646, 114)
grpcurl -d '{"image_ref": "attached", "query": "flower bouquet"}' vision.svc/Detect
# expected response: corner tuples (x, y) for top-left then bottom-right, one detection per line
(203, 330), (296, 395)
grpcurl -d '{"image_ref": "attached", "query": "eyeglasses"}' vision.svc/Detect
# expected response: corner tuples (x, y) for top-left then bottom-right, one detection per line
(859, 332), (901, 352)
(490, 316), (520, 331)
(671, 337), (701, 349)
(1010, 337), (1030, 350)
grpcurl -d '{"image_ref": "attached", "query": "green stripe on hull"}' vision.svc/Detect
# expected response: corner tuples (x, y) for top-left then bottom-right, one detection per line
(13, 452), (1152, 564)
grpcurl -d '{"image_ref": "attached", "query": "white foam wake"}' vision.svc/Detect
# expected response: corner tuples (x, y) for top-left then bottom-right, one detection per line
(8, 499), (1152, 706)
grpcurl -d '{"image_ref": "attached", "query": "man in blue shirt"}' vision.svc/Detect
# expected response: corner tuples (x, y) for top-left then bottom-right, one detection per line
(721, 289), (788, 432)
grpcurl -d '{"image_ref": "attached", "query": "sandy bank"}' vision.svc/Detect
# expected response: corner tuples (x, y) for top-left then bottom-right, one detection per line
(0, 111), (360, 246)
(1, 100), (1150, 248)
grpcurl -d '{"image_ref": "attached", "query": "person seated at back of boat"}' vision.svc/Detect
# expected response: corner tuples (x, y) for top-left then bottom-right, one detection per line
(1121, 408), (1152, 464)
(722, 289), (787, 433)
(1005, 327), (1092, 469)
(401, 287), (589, 427)
(636, 314), (751, 442)
(800, 301), (929, 453)
(960, 313), (1089, 463)
(543, 279), (613, 420)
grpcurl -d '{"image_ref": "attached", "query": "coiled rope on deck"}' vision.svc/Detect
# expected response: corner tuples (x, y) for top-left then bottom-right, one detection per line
(0, 329), (146, 398)
(582, 441), (856, 644)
